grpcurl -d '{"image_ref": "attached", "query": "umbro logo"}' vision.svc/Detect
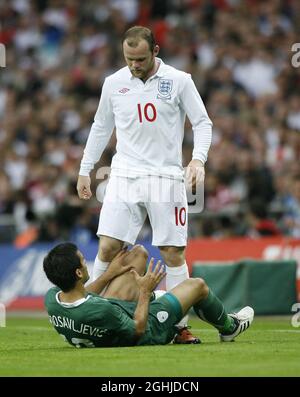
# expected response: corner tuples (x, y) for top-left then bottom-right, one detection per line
(119, 88), (130, 94)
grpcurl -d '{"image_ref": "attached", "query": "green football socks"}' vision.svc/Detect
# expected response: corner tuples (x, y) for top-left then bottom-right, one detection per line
(193, 289), (236, 334)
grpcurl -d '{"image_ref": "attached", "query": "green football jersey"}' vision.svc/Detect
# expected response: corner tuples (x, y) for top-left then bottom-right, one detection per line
(45, 287), (138, 348)
(45, 287), (182, 348)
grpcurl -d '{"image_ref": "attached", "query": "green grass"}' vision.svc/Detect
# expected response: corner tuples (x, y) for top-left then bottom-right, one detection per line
(0, 316), (299, 377)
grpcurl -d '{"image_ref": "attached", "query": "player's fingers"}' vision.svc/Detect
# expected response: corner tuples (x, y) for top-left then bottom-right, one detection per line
(147, 257), (155, 273)
(77, 187), (84, 198)
(116, 263), (132, 275)
(186, 167), (194, 184)
(187, 168), (198, 190)
(83, 187), (92, 199)
(156, 264), (166, 281)
(196, 167), (205, 183)
(122, 264), (133, 273)
(159, 269), (166, 281)
(79, 187), (90, 200)
(130, 269), (139, 281)
(191, 168), (205, 192)
(153, 260), (162, 275)
(113, 250), (129, 267)
(150, 263), (164, 285)
(77, 183), (85, 192)
(85, 186), (92, 196)
(150, 260), (161, 276)
(115, 248), (128, 258)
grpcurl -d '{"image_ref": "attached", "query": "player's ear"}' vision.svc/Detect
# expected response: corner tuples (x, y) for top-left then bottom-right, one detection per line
(153, 45), (159, 56)
(75, 267), (83, 280)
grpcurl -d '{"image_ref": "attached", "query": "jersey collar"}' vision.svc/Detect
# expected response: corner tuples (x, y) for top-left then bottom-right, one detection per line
(153, 57), (165, 78)
(55, 291), (91, 308)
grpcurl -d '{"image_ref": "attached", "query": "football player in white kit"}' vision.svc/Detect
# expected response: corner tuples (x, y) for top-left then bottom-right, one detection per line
(77, 26), (212, 343)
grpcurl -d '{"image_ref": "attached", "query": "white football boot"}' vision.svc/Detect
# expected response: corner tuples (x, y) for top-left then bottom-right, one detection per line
(220, 306), (254, 342)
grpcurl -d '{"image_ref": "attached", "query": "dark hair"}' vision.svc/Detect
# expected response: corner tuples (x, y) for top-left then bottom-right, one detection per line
(43, 243), (81, 292)
(122, 26), (156, 52)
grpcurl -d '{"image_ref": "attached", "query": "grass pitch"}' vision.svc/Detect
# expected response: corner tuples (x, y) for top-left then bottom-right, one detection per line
(0, 315), (299, 377)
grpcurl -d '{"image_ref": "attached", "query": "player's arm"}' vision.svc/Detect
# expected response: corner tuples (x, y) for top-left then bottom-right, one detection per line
(131, 259), (165, 339)
(86, 250), (132, 294)
(180, 76), (213, 189)
(180, 75), (212, 164)
(77, 78), (115, 200)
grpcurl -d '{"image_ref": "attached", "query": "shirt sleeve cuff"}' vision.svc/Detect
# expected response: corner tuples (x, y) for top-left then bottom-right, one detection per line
(79, 167), (91, 176)
(192, 154), (206, 164)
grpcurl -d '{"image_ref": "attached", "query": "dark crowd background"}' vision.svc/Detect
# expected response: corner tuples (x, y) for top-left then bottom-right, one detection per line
(0, 0), (300, 246)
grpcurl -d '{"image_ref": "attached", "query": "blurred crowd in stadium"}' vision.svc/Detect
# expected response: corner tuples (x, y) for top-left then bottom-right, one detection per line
(0, 0), (300, 246)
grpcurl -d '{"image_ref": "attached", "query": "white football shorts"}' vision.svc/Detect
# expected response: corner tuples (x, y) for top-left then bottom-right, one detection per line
(97, 175), (187, 246)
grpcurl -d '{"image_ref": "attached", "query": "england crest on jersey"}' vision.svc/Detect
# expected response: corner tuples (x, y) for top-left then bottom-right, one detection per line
(157, 79), (173, 100)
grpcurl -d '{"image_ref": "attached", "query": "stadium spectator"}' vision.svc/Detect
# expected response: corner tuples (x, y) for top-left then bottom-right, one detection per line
(1, 0), (300, 242)
(282, 174), (300, 237)
(247, 199), (282, 237)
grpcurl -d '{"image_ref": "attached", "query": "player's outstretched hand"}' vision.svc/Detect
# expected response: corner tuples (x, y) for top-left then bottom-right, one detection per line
(77, 175), (92, 200)
(131, 258), (166, 293)
(105, 249), (132, 278)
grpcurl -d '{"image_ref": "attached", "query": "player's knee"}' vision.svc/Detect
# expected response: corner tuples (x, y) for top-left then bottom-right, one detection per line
(129, 245), (148, 275)
(185, 278), (208, 299)
(132, 244), (149, 259)
(194, 278), (209, 299)
(99, 240), (122, 261)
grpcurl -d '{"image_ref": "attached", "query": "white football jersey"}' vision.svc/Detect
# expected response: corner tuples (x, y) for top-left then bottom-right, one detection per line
(79, 58), (212, 179)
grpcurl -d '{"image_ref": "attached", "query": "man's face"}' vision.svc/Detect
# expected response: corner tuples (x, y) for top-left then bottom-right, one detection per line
(77, 250), (90, 284)
(123, 39), (156, 80)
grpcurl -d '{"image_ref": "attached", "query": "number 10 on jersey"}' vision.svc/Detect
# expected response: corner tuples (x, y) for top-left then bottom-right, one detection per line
(137, 103), (157, 123)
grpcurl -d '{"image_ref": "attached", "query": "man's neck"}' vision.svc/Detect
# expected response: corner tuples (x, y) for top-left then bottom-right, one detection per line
(59, 284), (86, 303)
(142, 58), (160, 82)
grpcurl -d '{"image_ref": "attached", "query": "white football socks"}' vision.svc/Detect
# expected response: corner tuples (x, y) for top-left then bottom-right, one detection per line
(166, 262), (189, 328)
(166, 262), (189, 290)
(93, 256), (109, 281)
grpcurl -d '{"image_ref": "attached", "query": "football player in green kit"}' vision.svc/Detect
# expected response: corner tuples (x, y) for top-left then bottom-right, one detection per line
(44, 243), (254, 348)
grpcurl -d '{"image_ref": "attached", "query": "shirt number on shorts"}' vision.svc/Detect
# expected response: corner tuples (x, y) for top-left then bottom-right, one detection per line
(175, 206), (186, 226)
(137, 103), (157, 123)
